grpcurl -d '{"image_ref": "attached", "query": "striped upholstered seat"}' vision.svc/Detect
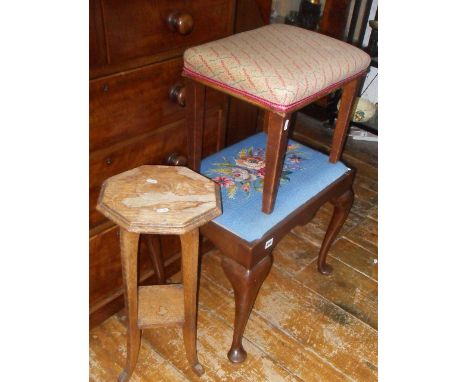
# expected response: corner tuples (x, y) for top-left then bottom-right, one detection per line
(183, 24), (370, 113)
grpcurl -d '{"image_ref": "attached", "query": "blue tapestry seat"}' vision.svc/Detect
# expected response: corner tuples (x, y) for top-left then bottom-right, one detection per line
(200, 132), (350, 243)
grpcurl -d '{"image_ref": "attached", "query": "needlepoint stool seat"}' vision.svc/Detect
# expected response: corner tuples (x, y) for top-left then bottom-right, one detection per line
(200, 132), (349, 242)
(183, 24), (370, 113)
(183, 24), (370, 214)
(97, 165), (221, 381)
(196, 134), (354, 363)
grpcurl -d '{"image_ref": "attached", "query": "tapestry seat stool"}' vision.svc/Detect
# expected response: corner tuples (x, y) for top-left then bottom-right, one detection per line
(197, 133), (355, 362)
(178, 24), (369, 362)
(183, 23), (370, 214)
(96, 165), (221, 380)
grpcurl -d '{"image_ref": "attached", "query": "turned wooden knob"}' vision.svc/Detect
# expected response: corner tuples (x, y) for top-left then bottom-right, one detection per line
(166, 153), (188, 166)
(169, 83), (186, 107)
(167, 12), (194, 35)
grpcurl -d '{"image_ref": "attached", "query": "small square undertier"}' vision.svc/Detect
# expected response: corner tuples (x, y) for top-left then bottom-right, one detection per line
(137, 284), (185, 329)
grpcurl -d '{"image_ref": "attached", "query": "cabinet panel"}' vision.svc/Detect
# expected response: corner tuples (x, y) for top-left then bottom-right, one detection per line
(90, 58), (227, 153)
(90, 58), (185, 152)
(90, 0), (107, 68)
(102, 0), (235, 65)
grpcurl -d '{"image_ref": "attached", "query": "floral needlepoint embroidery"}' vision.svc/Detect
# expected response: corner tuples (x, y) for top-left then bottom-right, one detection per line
(208, 144), (307, 199)
(212, 176), (235, 187)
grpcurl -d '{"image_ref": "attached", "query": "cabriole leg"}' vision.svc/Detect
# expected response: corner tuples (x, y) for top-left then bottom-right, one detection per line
(222, 255), (273, 363)
(317, 189), (354, 275)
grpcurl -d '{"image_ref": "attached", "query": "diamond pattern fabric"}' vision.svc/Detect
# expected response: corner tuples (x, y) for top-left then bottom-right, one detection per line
(183, 24), (370, 112)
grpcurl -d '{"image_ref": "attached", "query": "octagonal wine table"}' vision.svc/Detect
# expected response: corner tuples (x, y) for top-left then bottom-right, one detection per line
(97, 165), (221, 381)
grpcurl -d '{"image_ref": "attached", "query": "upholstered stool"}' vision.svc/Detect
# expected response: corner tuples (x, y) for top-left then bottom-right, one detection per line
(96, 165), (221, 381)
(183, 23), (370, 214)
(198, 132), (354, 362)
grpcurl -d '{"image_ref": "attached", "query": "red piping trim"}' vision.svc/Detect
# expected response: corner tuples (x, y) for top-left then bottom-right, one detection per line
(182, 65), (369, 113)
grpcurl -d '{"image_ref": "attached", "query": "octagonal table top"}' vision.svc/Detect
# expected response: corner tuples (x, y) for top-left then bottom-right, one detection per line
(97, 165), (221, 234)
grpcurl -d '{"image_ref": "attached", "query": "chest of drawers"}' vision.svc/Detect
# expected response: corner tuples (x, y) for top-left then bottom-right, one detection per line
(90, 0), (270, 327)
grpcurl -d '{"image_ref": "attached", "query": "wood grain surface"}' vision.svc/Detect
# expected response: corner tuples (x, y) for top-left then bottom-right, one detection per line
(90, 114), (378, 381)
(137, 285), (185, 329)
(97, 165), (221, 234)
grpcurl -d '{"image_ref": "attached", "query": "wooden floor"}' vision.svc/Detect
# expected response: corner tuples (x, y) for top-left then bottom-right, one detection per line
(90, 113), (378, 381)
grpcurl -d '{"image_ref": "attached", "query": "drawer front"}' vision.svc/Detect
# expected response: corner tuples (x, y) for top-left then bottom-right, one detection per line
(102, 0), (235, 65)
(90, 58), (227, 153)
(90, 58), (185, 152)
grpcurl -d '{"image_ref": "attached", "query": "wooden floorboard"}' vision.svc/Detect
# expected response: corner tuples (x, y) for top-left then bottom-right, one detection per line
(89, 113), (378, 381)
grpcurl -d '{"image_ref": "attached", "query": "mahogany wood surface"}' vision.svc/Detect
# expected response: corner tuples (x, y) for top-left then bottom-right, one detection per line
(89, 0), (107, 68)
(317, 189), (354, 275)
(222, 255), (273, 363)
(93, 0), (235, 74)
(197, 171), (355, 361)
(89, 0), (236, 328)
(90, 58), (185, 152)
(329, 78), (361, 163)
(319, 0), (352, 40)
(262, 112), (291, 213)
(186, 80), (206, 171)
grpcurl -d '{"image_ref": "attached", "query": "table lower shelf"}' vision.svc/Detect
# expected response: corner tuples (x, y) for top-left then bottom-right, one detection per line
(137, 284), (185, 329)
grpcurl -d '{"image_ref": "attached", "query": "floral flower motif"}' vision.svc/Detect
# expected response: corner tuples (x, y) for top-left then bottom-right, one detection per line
(208, 143), (307, 199)
(231, 167), (251, 182)
(248, 173), (257, 181)
(213, 176), (235, 187)
(235, 156), (265, 170)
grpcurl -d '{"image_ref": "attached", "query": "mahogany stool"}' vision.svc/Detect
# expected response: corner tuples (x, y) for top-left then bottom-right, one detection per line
(96, 165), (221, 381)
(183, 23), (370, 214)
(177, 24), (370, 363)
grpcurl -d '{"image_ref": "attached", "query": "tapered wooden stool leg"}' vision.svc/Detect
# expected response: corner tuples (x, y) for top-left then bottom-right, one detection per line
(180, 228), (205, 376)
(329, 78), (360, 163)
(222, 255), (273, 363)
(317, 189), (354, 275)
(118, 228), (141, 382)
(263, 112), (291, 214)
